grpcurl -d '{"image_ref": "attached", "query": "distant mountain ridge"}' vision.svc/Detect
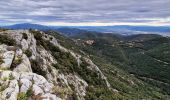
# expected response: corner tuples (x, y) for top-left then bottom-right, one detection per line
(2, 23), (51, 30)
(75, 25), (170, 33)
(1, 23), (170, 36)
(1, 23), (95, 36)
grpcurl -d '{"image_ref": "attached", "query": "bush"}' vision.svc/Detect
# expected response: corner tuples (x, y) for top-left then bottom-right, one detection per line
(52, 51), (77, 74)
(85, 86), (114, 100)
(24, 49), (32, 57)
(0, 56), (4, 65)
(50, 37), (53, 40)
(29, 29), (43, 46)
(0, 34), (16, 46)
(0, 84), (8, 92)
(30, 59), (46, 77)
(22, 33), (28, 40)
(26, 86), (34, 97)
(17, 92), (27, 100)
(11, 57), (22, 70)
(52, 86), (72, 99)
(9, 74), (15, 80)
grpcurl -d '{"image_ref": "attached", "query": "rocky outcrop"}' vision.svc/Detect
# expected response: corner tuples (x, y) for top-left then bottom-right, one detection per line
(13, 54), (32, 72)
(65, 74), (88, 98)
(0, 45), (31, 72)
(0, 70), (60, 100)
(0, 29), (114, 100)
(0, 45), (15, 69)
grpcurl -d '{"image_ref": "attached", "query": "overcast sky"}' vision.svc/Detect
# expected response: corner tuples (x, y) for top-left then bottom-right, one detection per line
(0, 0), (170, 26)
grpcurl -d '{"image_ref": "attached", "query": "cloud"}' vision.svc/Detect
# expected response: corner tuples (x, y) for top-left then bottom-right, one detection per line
(0, 0), (170, 26)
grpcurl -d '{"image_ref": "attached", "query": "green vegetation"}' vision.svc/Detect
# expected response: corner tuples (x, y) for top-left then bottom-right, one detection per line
(29, 30), (170, 99)
(52, 86), (72, 99)
(11, 57), (22, 70)
(52, 50), (77, 74)
(29, 29), (43, 46)
(17, 92), (27, 100)
(47, 31), (83, 54)
(0, 83), (8, 92)
(0, 34), (16, 46)
(70, 33), (170, 99)
(0, 56), (4, 65)
(85, 86), (114, 100)
(32, 30), (113, 99)
(26, 86), (34, 97)
(9, 74), (15, 80)
(24, 49), (32, 57)
(30, 59), (46, 78)
(22, 33), (28, 40)
(30, 30), (78, 74)
(17, 82), (35, 100)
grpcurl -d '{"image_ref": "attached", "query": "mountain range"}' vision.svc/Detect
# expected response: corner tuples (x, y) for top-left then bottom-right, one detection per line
(1, 23), (170, 36)
(0, 27), (170, 99)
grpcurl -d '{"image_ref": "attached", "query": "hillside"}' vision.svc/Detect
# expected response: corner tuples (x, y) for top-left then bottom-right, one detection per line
(70, 32), (170, 99)
(0, 29), (115, 100)
(0, 29), (170, 100)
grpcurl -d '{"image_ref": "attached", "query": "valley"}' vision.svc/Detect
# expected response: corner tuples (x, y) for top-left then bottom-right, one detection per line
(0, 28), (170, 100)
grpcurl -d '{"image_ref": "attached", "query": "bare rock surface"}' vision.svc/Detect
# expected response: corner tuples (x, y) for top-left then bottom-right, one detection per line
(0, 71), (60, 100)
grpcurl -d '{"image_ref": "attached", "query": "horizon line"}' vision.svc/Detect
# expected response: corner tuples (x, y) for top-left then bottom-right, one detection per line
(1, 22), (170, 27)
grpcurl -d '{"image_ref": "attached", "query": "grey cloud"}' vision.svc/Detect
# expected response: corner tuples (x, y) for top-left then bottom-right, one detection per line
(0, 0), (170, 25)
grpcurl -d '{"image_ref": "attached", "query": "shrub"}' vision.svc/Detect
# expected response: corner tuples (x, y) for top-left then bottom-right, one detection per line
(1, 77), (8, 81)
(52, 51), (77, 74)
(0, 34), (16, 46)
(30, 59), (46, 77)
(9, 74), (15, 80)
(52, 86), (72, 99)
(17, 92), (27, 100)
(22, 33), (28, 40)
(0, 67), (9, 71)
(0, 84), (8, 92)
(85, 86), (114, 100)
(11, 57), (22, 70)
(26, 86), (34, 97)
(29, 29), (43, 46)
(50, 37), (53, 40)
(24, 49), (32, 57)
(0, 56), (4, 65)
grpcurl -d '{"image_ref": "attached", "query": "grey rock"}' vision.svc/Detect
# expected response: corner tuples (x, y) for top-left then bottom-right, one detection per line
(1, 51), (15, 69)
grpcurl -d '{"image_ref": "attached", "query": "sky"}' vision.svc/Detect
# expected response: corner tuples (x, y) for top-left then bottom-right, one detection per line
(0, 0), (170, 26)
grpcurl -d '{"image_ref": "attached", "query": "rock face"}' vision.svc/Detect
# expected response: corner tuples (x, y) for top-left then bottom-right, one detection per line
(13, 54), (32, 72)
(0, 45), (31, 73)
(0, 45), (15, 69)
(0, 29), (114, 100)
(65, 74), (88, 98)
(0, 71), (59, 100)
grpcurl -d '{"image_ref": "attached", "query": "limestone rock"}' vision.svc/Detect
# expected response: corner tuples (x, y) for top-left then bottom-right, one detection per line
(1, 51), (15, 69)
(0, 29), (115, 100)
(0, 71), (61, 100)
(13, 54), (32, 72)
(21, 39), (29, 51)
